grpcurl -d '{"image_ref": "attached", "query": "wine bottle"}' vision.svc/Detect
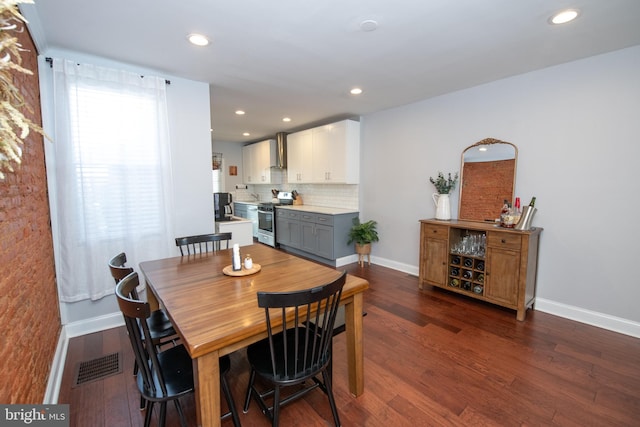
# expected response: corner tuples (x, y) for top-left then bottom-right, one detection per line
(529, 196), (536, 207)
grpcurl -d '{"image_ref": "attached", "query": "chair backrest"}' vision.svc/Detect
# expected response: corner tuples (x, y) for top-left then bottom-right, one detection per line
(108, 252), (142, 300)
(115, 271), (167, 397)
(175, 232), (232, 255)
(257, 271), (347, 382)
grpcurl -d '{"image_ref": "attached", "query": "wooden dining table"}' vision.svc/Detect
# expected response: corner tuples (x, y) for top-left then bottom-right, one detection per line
(139, 243), (369, 427)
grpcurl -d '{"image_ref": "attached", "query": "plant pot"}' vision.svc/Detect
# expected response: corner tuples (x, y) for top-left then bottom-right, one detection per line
(355, 243), (371, 254)
(355, 243), (371, 267)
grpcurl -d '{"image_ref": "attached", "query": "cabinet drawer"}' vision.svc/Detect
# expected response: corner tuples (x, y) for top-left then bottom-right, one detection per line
(487, 232), (522, 250)
(298, 212), (334, 226)
(315, 213), (334, 226)
(276, 209), (300, 220)
(423, 224), (448, 240)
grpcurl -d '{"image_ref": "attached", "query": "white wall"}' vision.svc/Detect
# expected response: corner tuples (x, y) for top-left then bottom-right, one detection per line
(360, 45), (640, 332)
(39, 49), (213, 324)
(212, 140), (245, 192)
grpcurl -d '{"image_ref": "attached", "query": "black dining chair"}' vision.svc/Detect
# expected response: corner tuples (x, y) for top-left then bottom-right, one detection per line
(116, 271), (242, 427)
(109, 253), (177, 347)
(109, 253), (177, 346)
(243, 271), (347, 427)
(175, 232), (232, 255)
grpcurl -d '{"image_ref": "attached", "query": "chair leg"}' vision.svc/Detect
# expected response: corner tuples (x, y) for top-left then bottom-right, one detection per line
(174, 399), (188, 427)
(143, 401), (154, 427)
(243, 369), (256, 413)
(159, 402), (167, 427)
(322, 369), (341, 427)
(221, 373), (242, 427)
(272, 385), (281, 427)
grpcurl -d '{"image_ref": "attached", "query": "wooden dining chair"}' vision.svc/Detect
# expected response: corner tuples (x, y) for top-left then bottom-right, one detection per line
(174, 232), (232, 255)
(109, 252), (179, 410)
(109, 252), (177, 347)
(116, 272), (242, 427)
(243, 271), (347, 427)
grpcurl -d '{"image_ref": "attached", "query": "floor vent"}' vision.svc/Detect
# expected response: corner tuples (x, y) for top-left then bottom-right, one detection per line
(73, 352), (122, 387)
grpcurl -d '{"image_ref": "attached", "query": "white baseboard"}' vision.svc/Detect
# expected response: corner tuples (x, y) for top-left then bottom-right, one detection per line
(43, 327), (68, 404)
(370, 255), (419, 276)
(44, 312), (125, 403)
(65, 312), (124, 338)
(535, 298), (640, 339)
(336, 254), (359, 267)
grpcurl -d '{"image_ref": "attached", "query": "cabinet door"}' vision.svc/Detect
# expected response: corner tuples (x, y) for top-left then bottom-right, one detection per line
(255, 140), (271, 183)
(242, 144), (254, 183)
(419, 224), (449, 288)
(300, 221), (316, 253)
(315, 223), (334, 259)
(422, 237), (448, 286)
(485, 247), (520, 306)
(312, 125), (331, 182)
(287, 130), (313, 183)
(312, 120), (357, 183)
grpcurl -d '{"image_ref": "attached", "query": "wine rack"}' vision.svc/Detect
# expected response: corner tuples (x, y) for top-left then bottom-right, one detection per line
(448, 254), (485, 295)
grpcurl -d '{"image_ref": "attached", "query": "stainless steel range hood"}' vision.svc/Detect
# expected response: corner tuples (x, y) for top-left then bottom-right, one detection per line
(272, 132), (287, 169)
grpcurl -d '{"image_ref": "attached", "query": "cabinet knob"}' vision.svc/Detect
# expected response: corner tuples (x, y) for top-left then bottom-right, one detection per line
(501, 239), (506, 243)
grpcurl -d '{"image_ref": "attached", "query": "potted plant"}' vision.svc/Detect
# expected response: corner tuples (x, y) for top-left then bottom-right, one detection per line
(348, 218), (379, 267)
(429, 171), (458, 195)
(429, 171), (458, 220)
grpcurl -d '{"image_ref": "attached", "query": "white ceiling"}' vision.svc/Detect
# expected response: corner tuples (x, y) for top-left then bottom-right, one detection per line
(22, 0), (640, 143)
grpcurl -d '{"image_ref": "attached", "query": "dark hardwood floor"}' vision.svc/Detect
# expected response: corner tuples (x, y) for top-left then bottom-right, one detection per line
(57, 262), (640, 426)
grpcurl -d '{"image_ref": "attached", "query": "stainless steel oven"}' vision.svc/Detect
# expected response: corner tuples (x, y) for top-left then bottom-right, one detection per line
(257, 203), (276, 247)
(257, 192), (293, 247)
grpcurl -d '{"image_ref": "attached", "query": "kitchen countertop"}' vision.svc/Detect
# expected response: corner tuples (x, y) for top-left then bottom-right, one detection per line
(215, 216), (252, 224)
(233, 201), (260, 206)
(276, 205), (359, 215)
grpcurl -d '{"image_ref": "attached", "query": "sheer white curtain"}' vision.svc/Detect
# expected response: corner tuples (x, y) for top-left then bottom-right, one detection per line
(50, 59), (175, 302)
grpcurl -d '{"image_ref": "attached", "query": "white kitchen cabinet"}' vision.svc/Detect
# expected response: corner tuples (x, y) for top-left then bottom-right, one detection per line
(286, 129), (313, 183)
(287, 119), (360, 184)
(242, 139), (276, 184)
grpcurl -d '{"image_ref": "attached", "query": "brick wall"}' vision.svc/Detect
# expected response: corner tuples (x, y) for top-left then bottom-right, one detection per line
(459, 159), (515, 221)
(0, 23), (61, 402)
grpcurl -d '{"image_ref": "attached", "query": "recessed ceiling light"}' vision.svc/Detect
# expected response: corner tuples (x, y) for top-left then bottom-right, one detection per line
(549, 9), (580, 25)
(187, 33), (210, 46)
(235, 110), (245, 115)
(479, 147), (488, 152)
(243, 132), (250, 136)
(350, 88), (363, 95)
(282, 117), (291, 122)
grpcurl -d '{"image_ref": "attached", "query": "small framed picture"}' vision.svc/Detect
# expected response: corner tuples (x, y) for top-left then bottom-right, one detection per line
(229, 165), (237, 176)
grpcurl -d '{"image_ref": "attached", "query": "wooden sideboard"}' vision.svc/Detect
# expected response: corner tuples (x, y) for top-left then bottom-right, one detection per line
(419, 219), (542, 321)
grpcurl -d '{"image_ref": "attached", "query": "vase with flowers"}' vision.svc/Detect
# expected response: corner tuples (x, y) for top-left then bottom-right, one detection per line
(429, 171), (458, 220)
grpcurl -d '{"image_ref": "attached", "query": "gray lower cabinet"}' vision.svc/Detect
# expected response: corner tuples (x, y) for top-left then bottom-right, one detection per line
(233, 202), (248, 218)
(276, 208), (357, 265)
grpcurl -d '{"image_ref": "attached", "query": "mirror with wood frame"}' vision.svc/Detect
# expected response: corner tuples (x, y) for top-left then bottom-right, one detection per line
(458, 138), (517, 222)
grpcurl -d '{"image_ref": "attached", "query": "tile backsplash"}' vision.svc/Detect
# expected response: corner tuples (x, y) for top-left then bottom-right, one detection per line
(233, 172), (359, 211)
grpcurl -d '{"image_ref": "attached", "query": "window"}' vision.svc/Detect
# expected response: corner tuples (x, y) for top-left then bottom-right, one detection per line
(50, 59), (174, 302)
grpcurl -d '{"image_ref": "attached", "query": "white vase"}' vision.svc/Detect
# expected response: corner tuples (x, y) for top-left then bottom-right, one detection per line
(432, 193), (451, 220)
